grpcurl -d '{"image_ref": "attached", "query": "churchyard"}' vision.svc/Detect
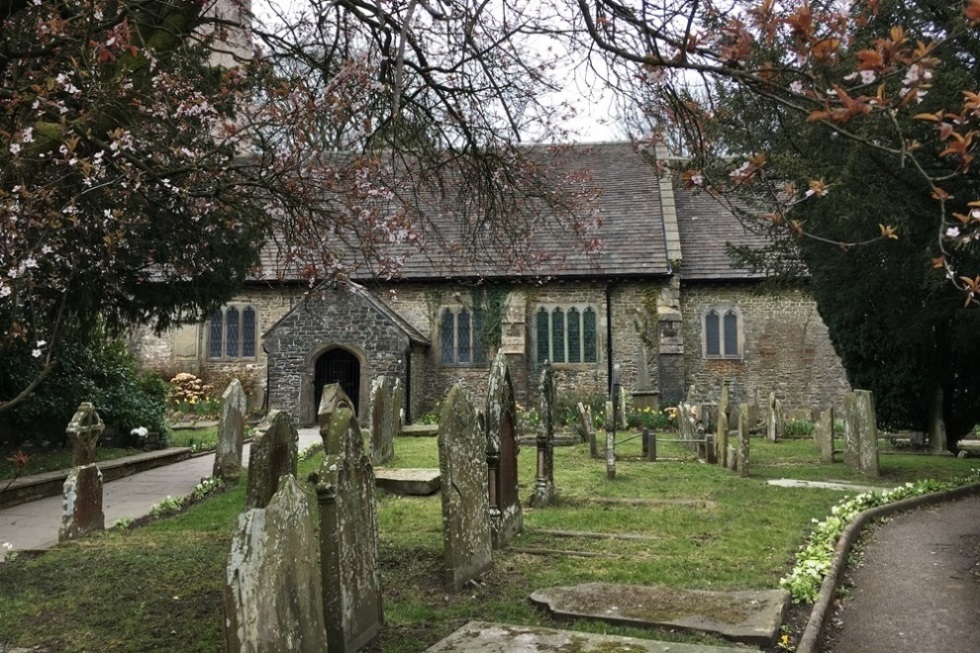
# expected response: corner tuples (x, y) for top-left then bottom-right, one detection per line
(0, 374), (975, 653)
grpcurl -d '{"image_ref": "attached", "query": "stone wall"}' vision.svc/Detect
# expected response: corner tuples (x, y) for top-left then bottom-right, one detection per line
(680, 283), (850, 410)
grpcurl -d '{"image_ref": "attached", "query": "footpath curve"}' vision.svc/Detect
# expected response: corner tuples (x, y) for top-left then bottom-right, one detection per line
(796, 482), (980, 653)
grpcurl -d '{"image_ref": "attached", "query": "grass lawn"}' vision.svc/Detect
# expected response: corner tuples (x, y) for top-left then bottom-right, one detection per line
(0, 432), (974, 653)
(166, 426), (219, 452)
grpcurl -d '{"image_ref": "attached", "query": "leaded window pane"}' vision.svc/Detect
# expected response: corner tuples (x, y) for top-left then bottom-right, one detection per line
(225, 307), (240, 357)
(551, 307), (565, 363)
(567, 307), (581, 363)
(536, 308), (550, 364)
(583, 307), (597, 362)
(458, 309), (471, 364)
(209, 310), (223, 358)
(440, 309), (455, 364)
(242, 307), (256, 357)
(473, 308), (487, 366)
(705, 310), (720, 356)
(723, 310), (739, 357)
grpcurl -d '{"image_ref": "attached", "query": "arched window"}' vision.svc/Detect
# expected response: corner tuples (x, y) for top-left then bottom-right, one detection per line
(551, 307), (565, 363)
(567, 307), (581, 363)
(208, 305), (258, 359)
(535, 308), (550, 365)
(440, 305), (489, 366)
(534, 304), (599, 365)
(703, 306), (742, 359)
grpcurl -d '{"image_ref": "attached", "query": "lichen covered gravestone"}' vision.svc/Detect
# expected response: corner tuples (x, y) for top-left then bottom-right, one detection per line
(369, 375), (401, 466)
(530, 362), (556, 507)
(214, 378), (248, 479)
(484, 350), (523, 549)
(59, 463), (104, 542)
(245, 410), (298, 510)
(66, 402), (104, 467)
(737, 403), (750, 478)
(317, 400), (383, 653)
(224, 475), (326, 653)
(438, 386), (492, 593)
(578, 403), (598, 458)
(843, 390), (879, 477)
(815, 408), (835, 463)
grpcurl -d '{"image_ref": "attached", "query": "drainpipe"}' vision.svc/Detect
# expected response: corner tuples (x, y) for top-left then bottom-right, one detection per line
(404, 343), (413, 424)
(606, 281), (615, 394)
(261, 343), (270, 416)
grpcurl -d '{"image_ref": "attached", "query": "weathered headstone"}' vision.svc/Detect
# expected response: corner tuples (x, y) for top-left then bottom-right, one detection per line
(245, 410), (299, 510)
(843, 390), (879, 477)
(485, 351), (523, 548)
(369, 375), (401, 465)
(438, 386), (492, 593)
(815, 408), (835, 463)
(319, 382), (356, 424)
(578, 403), (599, 458)
(224, 475), (326, 653)
(716, 410), (729, 469)
(737, 403), (750, 478)
(928, 386), (947, 453)
(214, 378), (247, 479)
(531, 362), (556, 507)
(59, 463), (105, 541)
(317, 403), (383, 653)
(65, 402), (104, 466)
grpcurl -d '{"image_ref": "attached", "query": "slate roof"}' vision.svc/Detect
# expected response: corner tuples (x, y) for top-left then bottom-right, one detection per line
(672, 181), (771, 281)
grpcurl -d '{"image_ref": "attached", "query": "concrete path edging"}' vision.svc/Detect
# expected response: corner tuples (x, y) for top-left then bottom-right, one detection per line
(795, 481), (980, 653)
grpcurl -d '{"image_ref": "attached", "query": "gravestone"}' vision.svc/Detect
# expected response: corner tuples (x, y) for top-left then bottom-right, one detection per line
(438, 386), (492, 593)
(59, 463), (104, 541)
(246, 410), (299, 510)
(214, 379), (247, 479)
(737, 403), (750, 478)
(224, 475), (326, 653)
(65, 402), (104, 466)
(369, 375), (401, 465)
(766, 393), (784, 442)
(317, 401), (383, 653)
(319, 382), (356, 424)
(531, 362), (556, 507)
(815, 408), (835, 463)
(716, 411), (729, 469)
(484, 351), (523, 549)
(579, 403), (599, 458)
(928, 386), (947, 453)
(843, 390), (879, 477)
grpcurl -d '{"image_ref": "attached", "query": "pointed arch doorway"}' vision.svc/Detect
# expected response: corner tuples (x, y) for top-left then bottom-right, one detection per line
(313, 348), (360, 419)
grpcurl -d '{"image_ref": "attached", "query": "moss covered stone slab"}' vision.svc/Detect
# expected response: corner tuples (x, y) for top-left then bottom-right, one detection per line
(425, 621), (757, 653)
(373, 468), (440, 495)
(530, 583), (787, 647)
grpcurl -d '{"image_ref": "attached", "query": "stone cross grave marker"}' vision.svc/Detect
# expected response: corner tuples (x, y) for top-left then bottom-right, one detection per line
(245, 410), (299, 510)
(214, 378), (248, 479)
(438, 386), (492, 593)
(369, 375), (401, 466)
(317, 401), (383, 653)
(843, 390), (879, 477)
(224, 475), (326, 653)
(531, 361), (556, 507)
(815, 408), (835, 463)
(59, 463), (105, 542)
(485, 350), (523, 549)
(66, 402), (104, 467)
(738, 403), (750, 478)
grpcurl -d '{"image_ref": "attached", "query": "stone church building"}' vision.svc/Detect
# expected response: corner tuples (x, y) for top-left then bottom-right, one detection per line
(130, 143), (851, 425)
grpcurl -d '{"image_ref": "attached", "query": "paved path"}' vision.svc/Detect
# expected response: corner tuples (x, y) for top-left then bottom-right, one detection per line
(822, 495), (980, 653)
(0, 428), (322, 559)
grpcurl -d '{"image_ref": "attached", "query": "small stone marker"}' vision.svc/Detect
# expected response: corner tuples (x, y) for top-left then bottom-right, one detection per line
(59, 463), (104, 542)
(214, 379), (247, 479)
(484, 351), (523, 549)
(530, 362), (556, 507)
(317, 403), (383, 653)
(438, 386), (492, 593)
(737, 403), (750, 478)
(369, 375), (401, 465)
(224, 475), (326, 653)
(65, 402), (104, 466)
(245, 410), (299, 509)
(530, 583), (790, 648)
(843, 390), (879, 477)
(815, 408), (835, 463)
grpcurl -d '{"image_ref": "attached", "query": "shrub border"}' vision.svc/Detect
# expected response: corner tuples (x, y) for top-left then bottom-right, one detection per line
(796, 481), (980, 653)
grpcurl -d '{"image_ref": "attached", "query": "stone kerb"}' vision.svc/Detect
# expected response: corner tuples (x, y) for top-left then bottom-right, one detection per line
(224, 475), (326, 653)
(438, 386), (493, 593)
(214, 378), (248, 479)
(369, 375), (400, 466)
(66, 402), (104, 467)
(843, 390), (879, 477)
(317, 404), (383, 653)
(245, 410), (299, 510)
(530, 362), (556, 507)
(484, 350), (523, 549)
(58, 463), (105, 542)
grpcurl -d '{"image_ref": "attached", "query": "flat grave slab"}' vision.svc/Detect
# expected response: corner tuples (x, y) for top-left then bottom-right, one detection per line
(374, 468), (440, 495)
(530, 582), (788, 647)
(400, 424), (438, 437)
(425, 621), (758, 653)
(767, 478), (883, 493)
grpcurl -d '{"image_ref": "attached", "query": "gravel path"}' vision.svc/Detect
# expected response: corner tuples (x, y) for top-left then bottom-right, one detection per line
(821, 495), (980, 653)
